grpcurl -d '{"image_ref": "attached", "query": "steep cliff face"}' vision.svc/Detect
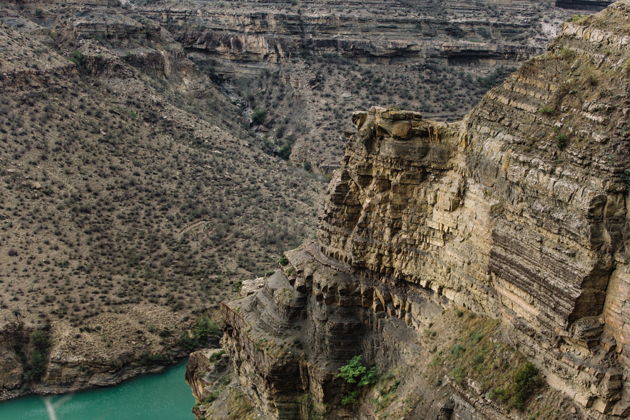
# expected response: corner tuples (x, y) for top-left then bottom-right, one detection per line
(198, 2), (630, 419)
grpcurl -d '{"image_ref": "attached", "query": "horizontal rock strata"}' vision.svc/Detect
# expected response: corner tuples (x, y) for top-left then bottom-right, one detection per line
(219, 2), (630, 418)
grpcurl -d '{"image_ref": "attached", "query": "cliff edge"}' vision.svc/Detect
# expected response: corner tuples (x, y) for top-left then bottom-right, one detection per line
(191, 1), (630, 419)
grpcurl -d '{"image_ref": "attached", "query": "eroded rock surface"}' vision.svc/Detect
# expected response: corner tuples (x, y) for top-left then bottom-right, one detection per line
(213, 2), (630, 419)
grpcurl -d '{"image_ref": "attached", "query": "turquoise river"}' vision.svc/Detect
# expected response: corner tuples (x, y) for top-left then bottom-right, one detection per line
(0, 360), (194, 420)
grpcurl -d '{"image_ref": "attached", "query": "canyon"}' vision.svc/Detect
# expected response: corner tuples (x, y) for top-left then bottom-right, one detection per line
(188, 1), (630, 419)
(0, 0), (622, 415)
(135, 0), (591, 172)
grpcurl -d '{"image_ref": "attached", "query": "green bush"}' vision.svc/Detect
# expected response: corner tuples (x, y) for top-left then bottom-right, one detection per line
(451, 367), (465, 385)
(251, 108), (267, 126)
(569, 14), (588, 24)
(24, 329), (51, 382)
(477, 66), (513, 89)
(277, 144), (292, 160)
(341, 390), (359, 406)
(469, 331), (483, 344)
(450, 344), (465, 357)
(337, 355), (379, 406)
(337, 355), (368, 384)
(556, 133), (569, 150)
(69, 50), (86, 68)
(209, 350), (225, 362)
(539, 105), (556, 115)
(203, 390), (220, 404)
(275, 134), (296, 161)
(511, 362), (542, 409)
(139, 352), (168, 365)
(179, 316), (221, 351)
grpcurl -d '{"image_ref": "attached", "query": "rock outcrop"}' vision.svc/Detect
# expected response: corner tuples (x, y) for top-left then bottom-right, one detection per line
(207, 2), (630, 419)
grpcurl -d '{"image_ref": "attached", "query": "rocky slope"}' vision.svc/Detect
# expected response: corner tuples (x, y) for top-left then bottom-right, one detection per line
(0, 0), (320, 399)
(132, 0), (599, 172)
(190, 1), (630, 419)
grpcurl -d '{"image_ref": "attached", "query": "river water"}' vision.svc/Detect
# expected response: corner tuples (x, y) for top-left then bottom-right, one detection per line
(0, 360), (194, 420)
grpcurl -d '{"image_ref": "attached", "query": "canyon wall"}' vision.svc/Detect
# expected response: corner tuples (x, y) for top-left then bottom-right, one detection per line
(133, 0), (593, 172)
(196, 2), (630, 419)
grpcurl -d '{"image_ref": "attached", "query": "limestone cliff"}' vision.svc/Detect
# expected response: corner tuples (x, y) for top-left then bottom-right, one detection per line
(192, 2), (630, 419)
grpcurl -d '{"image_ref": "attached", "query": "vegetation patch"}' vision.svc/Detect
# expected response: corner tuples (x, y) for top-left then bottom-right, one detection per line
(251, 108), (267, 126)
(476, 66), (515, 89)
(426, 311), (544, 412)
(337, 355), (379, 406)
(569, 14), (589, 25)
(24, 328), (51, 382)
(555, 132), (569, 150)
(538, 105), (556, 115)
(371, 371), (400, 411)
(178, 316), (222, 351)
(68, 50), (86, 69)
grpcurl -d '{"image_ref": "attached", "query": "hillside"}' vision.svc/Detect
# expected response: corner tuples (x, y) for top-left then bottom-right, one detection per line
(0, 0), (320, 398)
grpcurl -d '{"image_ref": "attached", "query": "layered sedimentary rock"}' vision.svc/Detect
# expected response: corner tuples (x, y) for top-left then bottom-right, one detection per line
(134, 0), (601, 171)
(211, 2), (630, 419)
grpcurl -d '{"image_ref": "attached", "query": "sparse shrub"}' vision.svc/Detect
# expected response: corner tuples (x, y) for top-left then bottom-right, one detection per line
(341, 390), (359, 406)
(209, 350), (225, 362)
(556, 133), (569, 150)
(24, 328), (51, 382)
(510, 362), (542, 409)
(450, 343), (465, 357)
(569, 14), (588, 25)
(488, 387), (508, 402)
(337, 355), (369, 384)
(469, 331), (483, 344)
(539, 105), (556, 115)
(203, 389), (220, 404)
(178, 316), (221, 351)
(69, 50), (86, 68)
(251, 108), (267, 126)
(476, 66), (513, 89)
(559, 47), (575, 59)
(451, 367), (465, 385)
(139, 352), (168, 365)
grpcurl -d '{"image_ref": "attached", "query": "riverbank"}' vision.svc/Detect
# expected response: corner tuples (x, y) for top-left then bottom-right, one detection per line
(0, 352), (189, 403)
(0, 359), (194, 419)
